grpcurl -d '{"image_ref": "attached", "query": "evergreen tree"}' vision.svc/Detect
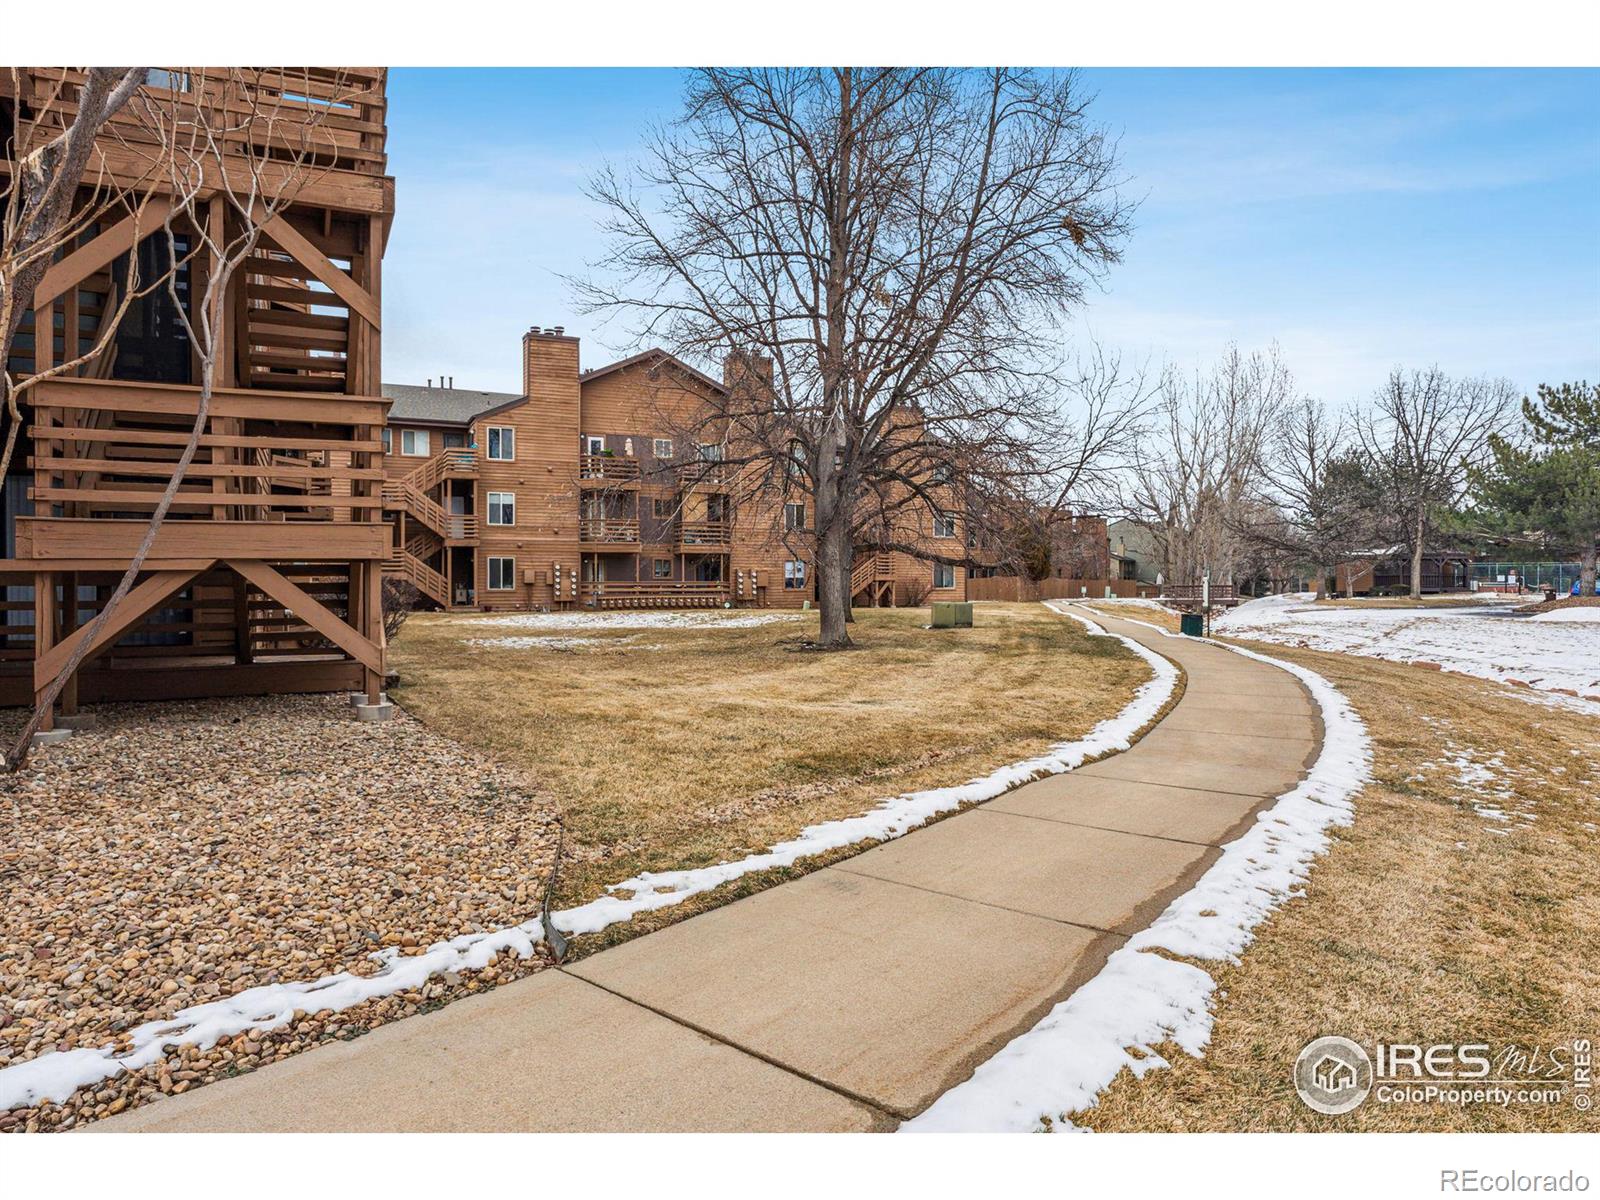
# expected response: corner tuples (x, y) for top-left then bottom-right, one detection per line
(1468, 382), (1600, 595)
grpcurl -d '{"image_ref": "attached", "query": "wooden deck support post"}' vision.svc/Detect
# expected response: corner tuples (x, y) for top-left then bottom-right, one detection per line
(363, 558), (384, 704)
(33, 571), (57, 732)
(58, 571), (79, 717)
(233, 571), (254, 665)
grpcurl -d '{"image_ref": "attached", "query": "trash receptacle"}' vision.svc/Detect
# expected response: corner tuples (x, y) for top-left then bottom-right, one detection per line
(1180, 612), (1204, 637)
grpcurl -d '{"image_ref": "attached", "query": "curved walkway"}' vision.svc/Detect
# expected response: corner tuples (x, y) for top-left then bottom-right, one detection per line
(96, 606), (1320, 1133)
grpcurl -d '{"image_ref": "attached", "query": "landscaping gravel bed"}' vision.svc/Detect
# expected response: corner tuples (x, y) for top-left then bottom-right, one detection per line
(0, 694), (563, 1132)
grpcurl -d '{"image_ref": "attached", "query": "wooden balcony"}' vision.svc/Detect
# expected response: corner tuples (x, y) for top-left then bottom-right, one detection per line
(578, 518), (641, 545)
(676, 459), (734, 489)
(3, 68), (389, 178)
(17, 376), (388, 568)
(583, 581), (732, 609)
(676, 520), (733, 551)
(579, 455), (641, 486)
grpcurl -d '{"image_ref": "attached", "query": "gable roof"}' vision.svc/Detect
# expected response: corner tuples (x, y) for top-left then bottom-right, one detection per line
(579, 349), (727, 396)
(381, 382), (525, 426)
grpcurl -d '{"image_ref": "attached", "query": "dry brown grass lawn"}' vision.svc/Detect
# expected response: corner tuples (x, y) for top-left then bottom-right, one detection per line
(390, 603), (1149, 919)
(1066, 617), (1600, 1132)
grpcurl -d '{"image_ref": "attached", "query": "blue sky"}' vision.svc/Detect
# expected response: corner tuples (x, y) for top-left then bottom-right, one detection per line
(382, 68), (1600, 404)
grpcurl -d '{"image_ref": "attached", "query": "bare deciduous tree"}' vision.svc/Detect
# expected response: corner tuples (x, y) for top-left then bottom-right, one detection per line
(579, 68), (1132, 647)
(1129, 343), (1294, 588)
(1355, 366), (1516, 599)
(1242, 396), (1374, 599)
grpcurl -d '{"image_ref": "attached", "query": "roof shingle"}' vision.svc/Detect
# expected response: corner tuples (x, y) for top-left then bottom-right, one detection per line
(381, 382), (524, 426)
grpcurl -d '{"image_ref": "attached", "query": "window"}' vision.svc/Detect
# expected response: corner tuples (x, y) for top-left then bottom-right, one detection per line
(786, 438), (807, 479)
(443, 431), (466, 449)
(697, 442), (724, 462)
(487, 557), (516, 590)
(784, 502), (806, 531)
(933, 511), (957, 539)
(653, 558), (673, 579)
(486, 426), (515, 461)
(653, 438), (673, 458)
(653, 498), (675, 519)
(487, 492), (516, 526)
(381, 427), (392, 453)
(583, 434), (604, 456)
(784, 560), (808, 590)
(400, 428), (430, 456)
(145, 69), (191, 92)
(931, 463), (953, 485)
(933, 563), (956, 589)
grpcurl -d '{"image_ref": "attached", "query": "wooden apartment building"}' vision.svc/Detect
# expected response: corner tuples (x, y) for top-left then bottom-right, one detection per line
(0, 68), (396, 722)
(381, 327), (971, 611)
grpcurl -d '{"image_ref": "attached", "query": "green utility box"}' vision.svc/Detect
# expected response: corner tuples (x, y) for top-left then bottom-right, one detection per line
(932, 601), (974, 628)
(1180, 612), (1204, 637)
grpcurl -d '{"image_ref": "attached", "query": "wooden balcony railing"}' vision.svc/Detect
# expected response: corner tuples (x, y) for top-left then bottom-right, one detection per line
(406, 447), (478, 493)
(676, 459), (734, 488)
(677, 519), (732, 547)
(4, 68), (389, 177)
(579, 518), (641, 544)
(579, 455), (641, 484)
(583, 581), (732, 609)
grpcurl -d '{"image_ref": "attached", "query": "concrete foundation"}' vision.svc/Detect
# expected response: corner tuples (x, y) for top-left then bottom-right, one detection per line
(31, 728), (73, 747)
(54, 713), (99, 732)
(354, 702), (395, 723)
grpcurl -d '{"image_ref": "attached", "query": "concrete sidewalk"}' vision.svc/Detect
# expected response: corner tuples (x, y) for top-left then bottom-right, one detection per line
(96, 607), (1320, 1133)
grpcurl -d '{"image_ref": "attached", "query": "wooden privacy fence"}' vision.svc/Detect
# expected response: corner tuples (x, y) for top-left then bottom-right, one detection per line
(966, 576), (1157, 602)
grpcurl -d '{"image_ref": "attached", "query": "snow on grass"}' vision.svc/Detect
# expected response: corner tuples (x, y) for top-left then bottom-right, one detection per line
(1213, 592), (1600, 712)
(0, 605), (1177, 1112)
(904, 605), (1371, 1133)
(463, 634), (668, 651)
(464, 610), (803, 632)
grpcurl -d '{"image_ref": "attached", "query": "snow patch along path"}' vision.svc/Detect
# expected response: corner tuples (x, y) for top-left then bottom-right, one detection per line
(1213, 592), (1600, 713)
(903, 605), (1372, 1133)
(0, 607), (1178, 1111)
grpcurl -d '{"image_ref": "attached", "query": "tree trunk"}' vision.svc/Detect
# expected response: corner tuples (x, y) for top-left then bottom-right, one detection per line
(1410, 511), (1426, 599)
(1581, 537), (1597, 598)
(817, 517), (854, 649)
(1314, 563), (1328, 601)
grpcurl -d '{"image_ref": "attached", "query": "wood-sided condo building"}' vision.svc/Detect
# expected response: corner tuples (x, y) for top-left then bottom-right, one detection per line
(0, 68), (395, 724)
(381, 328), (970, 612)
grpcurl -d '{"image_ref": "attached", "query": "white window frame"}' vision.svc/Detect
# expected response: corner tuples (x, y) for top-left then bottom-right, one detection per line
(400, 428), (430, 457)
(486, 426), (515, 461)
(784, 502), (806, 531)
(653, 438), (674, 458)
(583, 434), (605, 456)
(487, 491), (516, 527)
(933, 562), (956, 589)
(784, 560), (808, 590)
(933, 511), (957, 539)
(487, 557), (516, 591)
(697, 442), (724, 462)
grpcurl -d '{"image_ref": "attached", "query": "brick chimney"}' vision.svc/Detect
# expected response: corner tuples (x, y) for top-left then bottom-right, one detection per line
(722, 349), (774, 397)
(522, 324), (581, 403)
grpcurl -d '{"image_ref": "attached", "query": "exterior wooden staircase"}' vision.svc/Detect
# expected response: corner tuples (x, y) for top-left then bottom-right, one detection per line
(851, 551), (895, 607)
(381, 449), (477, 609)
